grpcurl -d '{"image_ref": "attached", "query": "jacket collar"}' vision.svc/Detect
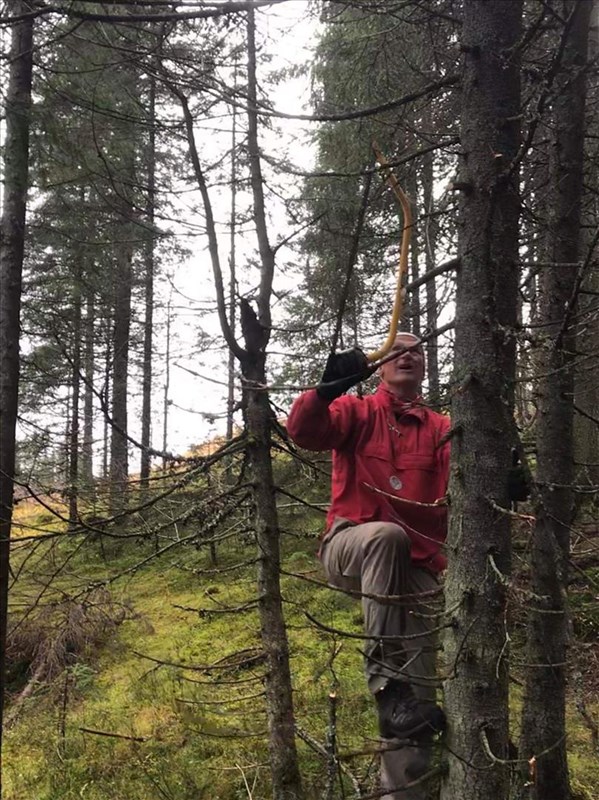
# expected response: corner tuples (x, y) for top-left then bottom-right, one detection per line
(374, 384), (428, 421)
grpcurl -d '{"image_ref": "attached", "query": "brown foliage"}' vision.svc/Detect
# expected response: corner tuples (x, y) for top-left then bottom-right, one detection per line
(5, 588), (134, 696)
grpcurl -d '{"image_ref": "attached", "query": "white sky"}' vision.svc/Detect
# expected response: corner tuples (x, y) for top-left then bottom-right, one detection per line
(5, 0), (452, 474)
(0, 1), (320, 474)
(143, 1), (320, 458)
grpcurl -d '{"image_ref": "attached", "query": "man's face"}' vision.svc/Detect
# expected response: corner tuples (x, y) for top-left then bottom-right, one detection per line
(379, 334), (425, 399)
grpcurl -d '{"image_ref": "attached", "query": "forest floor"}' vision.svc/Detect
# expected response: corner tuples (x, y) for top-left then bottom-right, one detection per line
(4, 494), (599, 800)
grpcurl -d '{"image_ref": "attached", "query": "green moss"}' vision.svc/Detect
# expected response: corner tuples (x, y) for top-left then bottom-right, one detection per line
(6, 493), (598, 799)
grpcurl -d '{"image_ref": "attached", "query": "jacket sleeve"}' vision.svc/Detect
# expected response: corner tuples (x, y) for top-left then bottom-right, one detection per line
(286, 389), (358, 451)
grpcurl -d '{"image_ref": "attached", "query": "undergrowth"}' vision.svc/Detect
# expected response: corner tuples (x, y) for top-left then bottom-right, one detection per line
(4, 498), (598, 800)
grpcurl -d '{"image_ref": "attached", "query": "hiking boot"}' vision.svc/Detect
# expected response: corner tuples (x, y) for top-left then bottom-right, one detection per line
(375, 679), (446, 740)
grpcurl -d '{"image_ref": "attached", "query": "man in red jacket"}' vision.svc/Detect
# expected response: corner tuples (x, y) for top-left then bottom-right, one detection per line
(287, 332), (448, 798)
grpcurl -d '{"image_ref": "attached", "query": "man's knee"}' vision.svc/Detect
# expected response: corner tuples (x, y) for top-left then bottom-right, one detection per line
(364, 522), (411, 557)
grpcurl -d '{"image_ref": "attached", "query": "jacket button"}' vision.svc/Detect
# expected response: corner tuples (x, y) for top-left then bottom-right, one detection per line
(389, 475), (402, 490)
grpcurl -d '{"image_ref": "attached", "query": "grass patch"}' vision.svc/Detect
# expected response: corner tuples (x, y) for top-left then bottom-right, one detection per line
(5, 499), (599, 799)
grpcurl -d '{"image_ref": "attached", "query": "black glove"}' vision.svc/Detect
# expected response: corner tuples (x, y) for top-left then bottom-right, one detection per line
(316, 348), (370, 401)
(508, 449), (531, 503)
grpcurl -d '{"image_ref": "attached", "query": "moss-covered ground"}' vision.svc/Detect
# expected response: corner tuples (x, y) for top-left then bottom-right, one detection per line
(4, 497), (598, 799)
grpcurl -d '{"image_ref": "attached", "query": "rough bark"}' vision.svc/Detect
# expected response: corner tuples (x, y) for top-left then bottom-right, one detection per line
(0, 3), (33, 789)
(519, 3), (592, 798)
(441, 2), (522, 799)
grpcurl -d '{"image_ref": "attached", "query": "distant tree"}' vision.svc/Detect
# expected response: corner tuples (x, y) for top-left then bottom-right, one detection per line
(0, 1), (34, 787)
(67, 257), (83, 527)
(170, 8), (305, 795)
(140, 71), (157, 493)
(81, 286), (95, 491)
(573, 7), (599, 494)
(20, 12), (176, 516)
(241, 9), (304, 794)
(287, 1), (460, 388)
(520, 3), (594, 798)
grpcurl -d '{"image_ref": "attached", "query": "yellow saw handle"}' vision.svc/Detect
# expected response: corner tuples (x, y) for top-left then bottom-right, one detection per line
(367, 143), (413, 363)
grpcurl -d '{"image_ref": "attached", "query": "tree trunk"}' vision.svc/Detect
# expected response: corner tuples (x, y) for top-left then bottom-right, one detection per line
(407, 170), (421, 337)
(81, 289), (95, 492)
(68, 264), (82, 529)
(102, 324), (111, 482)
(573, 5), (599, 492)
(0, 4), (33, 790)
(519, 4), (592, 798)
(109, 240), (133, 518)
(245, 7), (303, 798)
(242, 357), (303, 800)
(226, 79), (238, 445)
(173, 10), (303, 792)
(441, 3), (522, 799)
(162, 295), (171, 471)
(140, 73), (156, 491)
(422, 145), (440, 404)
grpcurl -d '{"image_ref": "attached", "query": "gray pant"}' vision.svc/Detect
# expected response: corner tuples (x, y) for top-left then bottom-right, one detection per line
(320, 519), (441, 800)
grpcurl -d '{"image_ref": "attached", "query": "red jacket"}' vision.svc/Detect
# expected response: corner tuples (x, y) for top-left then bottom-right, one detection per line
(287, 384), (451, 573)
